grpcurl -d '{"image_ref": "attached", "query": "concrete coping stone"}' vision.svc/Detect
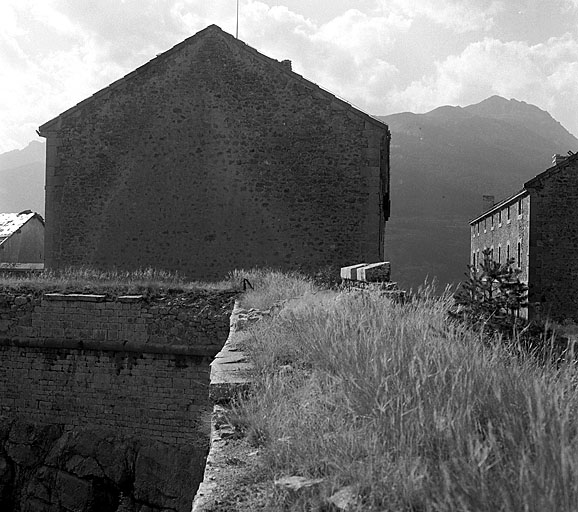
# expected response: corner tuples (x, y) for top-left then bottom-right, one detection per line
(340, 263), (367, 281)
(44, 293), (106, 302)
(118, 295), (145, 303)
(341, 261), (391, 283)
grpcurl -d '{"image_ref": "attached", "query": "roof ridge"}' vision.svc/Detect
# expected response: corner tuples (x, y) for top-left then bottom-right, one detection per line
(38, 24), (387, 133)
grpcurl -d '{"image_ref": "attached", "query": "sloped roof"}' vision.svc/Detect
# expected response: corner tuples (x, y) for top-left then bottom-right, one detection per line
(469, 189), (528, 225)
(0, 211), (44, 245)
(470, 151), (578, 224)
(39, 24), (387, 134)
(524, 151), (578, 188)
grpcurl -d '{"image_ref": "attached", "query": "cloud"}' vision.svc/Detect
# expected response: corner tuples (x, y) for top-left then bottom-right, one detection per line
(1, 0), (577, 153)
(377, 0), (505, 33)
(388, 34), (578, 135)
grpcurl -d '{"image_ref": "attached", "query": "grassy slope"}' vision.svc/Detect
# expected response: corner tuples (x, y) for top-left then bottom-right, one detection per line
(234, 272), (578, 511)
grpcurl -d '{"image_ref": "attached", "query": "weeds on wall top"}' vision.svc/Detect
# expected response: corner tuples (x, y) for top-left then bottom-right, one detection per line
(0, 267), (235, 297)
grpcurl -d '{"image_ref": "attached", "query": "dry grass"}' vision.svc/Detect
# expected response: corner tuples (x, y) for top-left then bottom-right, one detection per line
(0, 267), (234, 296)
(228, 268), (317, 310)
(233, 273), (578, 511)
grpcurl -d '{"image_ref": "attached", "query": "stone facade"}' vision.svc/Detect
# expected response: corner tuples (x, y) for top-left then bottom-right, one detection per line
(38, 25), (391, 279)
(470, 153), (578, 321)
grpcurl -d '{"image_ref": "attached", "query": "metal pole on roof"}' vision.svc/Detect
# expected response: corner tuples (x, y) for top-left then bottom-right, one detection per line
(236, 0), (239, 38)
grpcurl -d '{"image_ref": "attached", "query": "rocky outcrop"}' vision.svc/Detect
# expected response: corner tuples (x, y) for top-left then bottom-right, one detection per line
(0, 418), (206, 512)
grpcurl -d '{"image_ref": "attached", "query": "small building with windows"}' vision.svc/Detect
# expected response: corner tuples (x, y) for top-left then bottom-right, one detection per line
(470, 152), (578, 321)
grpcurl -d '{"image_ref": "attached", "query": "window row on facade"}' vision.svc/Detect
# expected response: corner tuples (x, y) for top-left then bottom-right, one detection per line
(472, 240), (522, 269)
(471, 198), (524, 238)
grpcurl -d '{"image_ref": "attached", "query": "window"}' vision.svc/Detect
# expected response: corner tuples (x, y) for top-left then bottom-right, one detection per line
(498, 210), (502, 224)
(491, 215), (494, 228)
(518, 200), (522, 216)
(507, 205), (511, 221)
(490, 246), (494, 261)
(507, 243), (510, 262)
(484, 218), (487, 232)
(517, 241), (521, 267)
(472, 252), (476, 267)
(498, 245), (501, 263)
(477, 223), (480, 235)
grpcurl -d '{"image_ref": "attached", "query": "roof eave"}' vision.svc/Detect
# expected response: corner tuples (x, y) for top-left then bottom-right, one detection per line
(469, 189), (528, 225)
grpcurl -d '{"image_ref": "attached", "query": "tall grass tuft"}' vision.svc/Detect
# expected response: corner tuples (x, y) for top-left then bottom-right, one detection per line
(228, 268), (317, 309)
(237, 281), (578, 511)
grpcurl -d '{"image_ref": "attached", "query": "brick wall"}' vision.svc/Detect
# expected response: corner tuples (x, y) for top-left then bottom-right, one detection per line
(40, 25), (390, 279)
(0, 290), (236, 445)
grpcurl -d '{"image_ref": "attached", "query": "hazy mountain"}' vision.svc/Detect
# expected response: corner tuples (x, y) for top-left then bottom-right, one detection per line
(379, 96), (578, 291)
(0, 141), (45, 215)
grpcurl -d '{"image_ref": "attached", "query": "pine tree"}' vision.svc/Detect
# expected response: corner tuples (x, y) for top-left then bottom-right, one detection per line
(453, 248), (528, 335)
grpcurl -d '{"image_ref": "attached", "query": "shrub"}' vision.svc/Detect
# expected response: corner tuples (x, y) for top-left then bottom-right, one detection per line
(452, 248), (528, 336)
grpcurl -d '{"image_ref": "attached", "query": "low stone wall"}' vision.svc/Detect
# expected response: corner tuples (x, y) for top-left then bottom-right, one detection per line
(0, 290), (236, 354)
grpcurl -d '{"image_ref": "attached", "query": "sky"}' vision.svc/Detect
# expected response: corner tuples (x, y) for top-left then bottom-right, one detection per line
(1, 0), (578, 153)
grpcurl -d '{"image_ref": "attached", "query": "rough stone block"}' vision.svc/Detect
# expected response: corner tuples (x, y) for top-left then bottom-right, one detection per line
(340, 263), (367, 281)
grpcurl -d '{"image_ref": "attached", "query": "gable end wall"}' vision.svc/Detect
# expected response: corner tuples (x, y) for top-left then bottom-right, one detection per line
(43, 29), (389, 278)
(528, 158), (578, 321)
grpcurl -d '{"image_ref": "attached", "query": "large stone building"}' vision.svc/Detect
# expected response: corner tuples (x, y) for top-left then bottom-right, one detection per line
(38, 25), (390, 279)
(470, 152), (578, 321)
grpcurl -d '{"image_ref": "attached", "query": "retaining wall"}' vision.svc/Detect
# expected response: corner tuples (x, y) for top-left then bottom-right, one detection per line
(0, 290), (236, 445)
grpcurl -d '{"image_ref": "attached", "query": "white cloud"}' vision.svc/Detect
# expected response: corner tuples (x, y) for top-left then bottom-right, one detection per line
(1, 0), (577, 153)
(378, 0), (505, 33)
(388, 34), (578, 135)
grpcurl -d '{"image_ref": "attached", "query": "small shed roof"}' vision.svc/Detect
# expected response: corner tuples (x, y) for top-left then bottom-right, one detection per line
(0, 211), (44, 245)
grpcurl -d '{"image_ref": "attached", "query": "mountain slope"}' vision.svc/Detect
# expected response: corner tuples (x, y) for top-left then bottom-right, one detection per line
(0, 141), (45, 215)
(379, 96), (578, 290)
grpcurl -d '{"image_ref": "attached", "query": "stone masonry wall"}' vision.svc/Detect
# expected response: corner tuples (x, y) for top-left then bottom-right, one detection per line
(0, 290), (236, 445)
(527, 157), (578, 321)
(0, 346), (209, 446)
(41, 25), (390, 279)
(0, 291), (235, 354)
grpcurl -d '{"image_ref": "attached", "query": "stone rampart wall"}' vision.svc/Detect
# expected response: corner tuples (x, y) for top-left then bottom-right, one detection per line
(0, 291), (235, 354)
(0, 346), (209, 445)
(0, 290), (236, 445)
